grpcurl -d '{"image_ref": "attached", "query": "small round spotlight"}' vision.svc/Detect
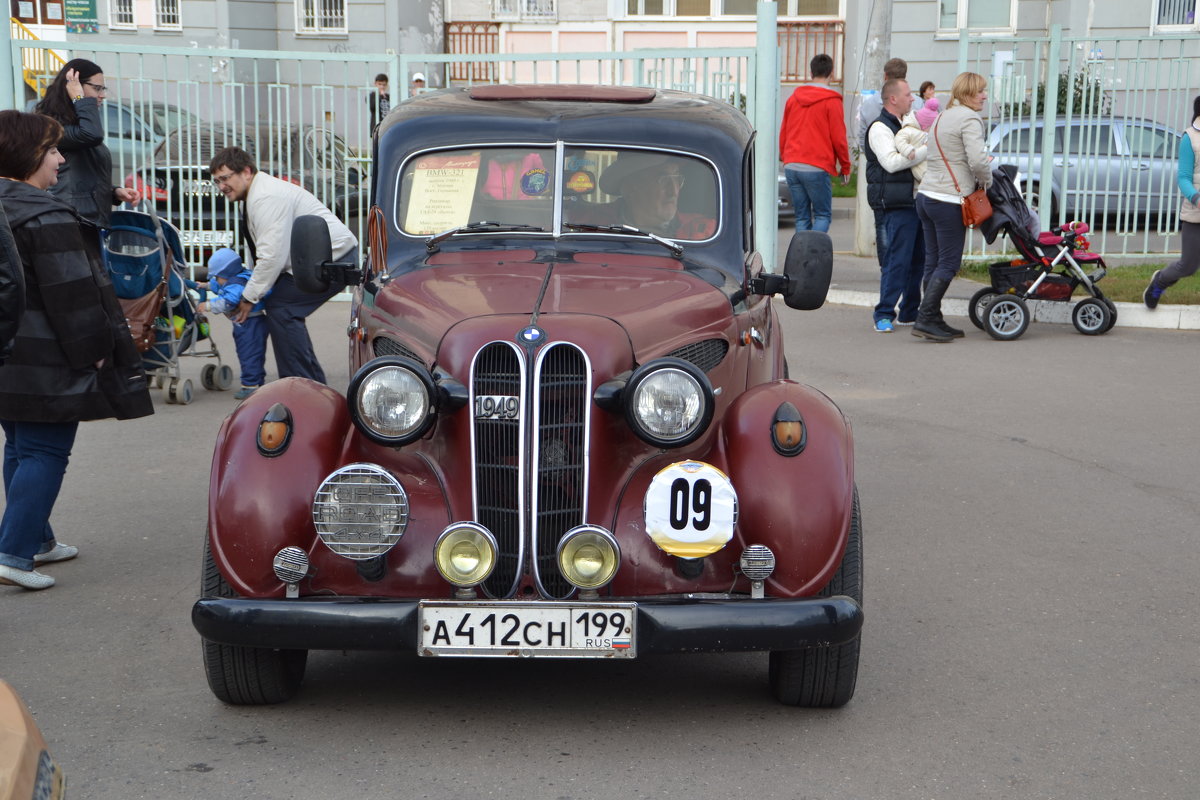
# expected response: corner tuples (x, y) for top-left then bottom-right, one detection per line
(557, 525), (620, 590)
(273, 546), (310, 584)
(434, 523), (498, 587)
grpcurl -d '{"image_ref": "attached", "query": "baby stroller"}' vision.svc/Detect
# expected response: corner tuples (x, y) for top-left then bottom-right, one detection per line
(970, 165), (1116, 341)
(104, 209), (234, 404)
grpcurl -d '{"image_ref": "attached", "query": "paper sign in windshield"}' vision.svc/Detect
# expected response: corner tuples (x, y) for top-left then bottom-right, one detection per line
(404, 152), (481, 235)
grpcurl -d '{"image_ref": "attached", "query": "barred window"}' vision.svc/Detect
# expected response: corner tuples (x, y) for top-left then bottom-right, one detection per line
(155, 0), (181, 29)
(109, 0), (135, 28)
(1156, 0), (1197, 26)
(494, 0), (556, 20)
(296, 0), (346, 34)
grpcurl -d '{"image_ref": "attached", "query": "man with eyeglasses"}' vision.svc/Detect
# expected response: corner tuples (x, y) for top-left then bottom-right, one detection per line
(208, 146), (357, 385)
(595, 152), (715, 240)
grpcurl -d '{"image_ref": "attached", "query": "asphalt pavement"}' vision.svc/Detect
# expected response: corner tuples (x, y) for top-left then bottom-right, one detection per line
(802, 196), (1200, 331)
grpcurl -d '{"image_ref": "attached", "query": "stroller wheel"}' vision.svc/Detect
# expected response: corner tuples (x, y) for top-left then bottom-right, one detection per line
(1072, 297), (1112, 336)
(201, 364), (217, 391)
(167, 377), (195, 405)
(983, 296), (1030, 341)
(216, 364), (235, 390)
(968, 288), (999, 331)
(1102, 298), (1118, 332)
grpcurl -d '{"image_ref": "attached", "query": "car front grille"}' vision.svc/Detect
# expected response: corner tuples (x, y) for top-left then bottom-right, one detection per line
(471, 341), (589, 599)
(372, 336), (422, 362)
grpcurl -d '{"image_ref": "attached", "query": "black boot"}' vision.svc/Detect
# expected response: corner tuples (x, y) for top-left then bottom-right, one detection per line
(934, 311), (965, 338)
(913, 277), (954, 342)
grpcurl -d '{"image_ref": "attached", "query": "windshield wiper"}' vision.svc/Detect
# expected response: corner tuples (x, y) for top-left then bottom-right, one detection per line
(426, 221), (547, 253)
(561, 222), (684, 258)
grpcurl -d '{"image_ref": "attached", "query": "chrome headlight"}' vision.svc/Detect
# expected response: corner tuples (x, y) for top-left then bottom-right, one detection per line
(434, 522), (498, 587)
(312, 463), (409, 560)
(348, 357), (436, 446)
(624, 358), (714, 447)
(557, 525), (620, 591)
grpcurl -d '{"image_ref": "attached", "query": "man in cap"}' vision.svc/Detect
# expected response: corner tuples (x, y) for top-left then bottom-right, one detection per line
(410, 72), (427, 96)
(595, 152), (715, 240)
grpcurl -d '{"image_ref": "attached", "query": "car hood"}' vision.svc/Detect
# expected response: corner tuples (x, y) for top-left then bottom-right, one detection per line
(371, 253), (736, 364)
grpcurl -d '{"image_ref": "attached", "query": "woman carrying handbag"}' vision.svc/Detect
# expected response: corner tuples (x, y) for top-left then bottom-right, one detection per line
(914, 72), (993, 342)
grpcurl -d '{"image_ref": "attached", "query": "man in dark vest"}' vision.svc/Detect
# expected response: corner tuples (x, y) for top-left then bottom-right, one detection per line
(865, 78), (927, 333)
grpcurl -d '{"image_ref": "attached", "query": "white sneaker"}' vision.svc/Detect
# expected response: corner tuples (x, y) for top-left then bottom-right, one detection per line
(0, 563), (56, 590)
(33, 543), (78, 564)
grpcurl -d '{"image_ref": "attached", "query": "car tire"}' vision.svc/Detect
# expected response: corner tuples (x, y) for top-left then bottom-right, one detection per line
(201, 538), (308, 705)
(968, 287), (999, 331)
(983, 296), (1030, 341)
(1071, 297), (1112, 336)
(769, 486), (862, 709)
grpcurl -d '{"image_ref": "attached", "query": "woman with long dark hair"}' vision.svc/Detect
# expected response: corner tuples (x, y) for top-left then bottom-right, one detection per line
(34, 58), (141, 227)
(0, 110), (153, 590)
(1144, 94), (1200, 309)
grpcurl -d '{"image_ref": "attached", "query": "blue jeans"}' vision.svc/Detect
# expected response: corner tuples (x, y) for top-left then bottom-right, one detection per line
(231, 313), (269, 387)
(916, 194), (967, 284)
(874, 207), (925, 323)
(0, 419), (78, 571)
(785, 168), (833, 233)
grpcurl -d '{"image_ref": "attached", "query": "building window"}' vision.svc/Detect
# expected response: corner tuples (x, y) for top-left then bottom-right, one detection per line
(625, 0), (837, 15)
(109, 0), (135, 29)
(154, 0), (181, 29)
(494, 0), (557, 20)
(938, 0), (1014, 32)
(1155, 0), (1197, 27)
(296, 0), (346, 34)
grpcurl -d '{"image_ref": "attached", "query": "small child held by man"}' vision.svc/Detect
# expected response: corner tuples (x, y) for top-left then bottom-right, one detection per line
(206, 248), (268, 400)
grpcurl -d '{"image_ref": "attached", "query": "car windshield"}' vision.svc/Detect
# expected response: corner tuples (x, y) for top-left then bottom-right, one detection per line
(396, 145), (718, 241)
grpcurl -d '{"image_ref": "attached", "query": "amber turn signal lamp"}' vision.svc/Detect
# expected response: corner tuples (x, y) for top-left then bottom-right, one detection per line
(257, 402), (293, 457)
(770, 401), (806, 456)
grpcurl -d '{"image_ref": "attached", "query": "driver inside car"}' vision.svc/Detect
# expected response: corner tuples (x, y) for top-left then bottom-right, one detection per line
(595, 152), (716, 240)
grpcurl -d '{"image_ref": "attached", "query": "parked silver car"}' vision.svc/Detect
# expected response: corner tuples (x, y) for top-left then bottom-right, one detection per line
(987, 117), (1182, 219)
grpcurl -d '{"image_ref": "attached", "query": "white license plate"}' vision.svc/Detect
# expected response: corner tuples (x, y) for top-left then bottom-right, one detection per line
(419, 601), (636, 658)
(179, 230), (234, 246)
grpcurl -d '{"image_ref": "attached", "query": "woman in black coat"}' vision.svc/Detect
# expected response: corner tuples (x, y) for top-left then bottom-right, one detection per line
(0, 110), (153, 591)
(0, 205), (22, 363)
(34, 58), (141, 227)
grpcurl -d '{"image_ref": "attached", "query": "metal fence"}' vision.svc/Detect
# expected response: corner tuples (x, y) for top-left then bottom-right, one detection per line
(958, 26), (1200, 259)
(9, 13), (779, 273)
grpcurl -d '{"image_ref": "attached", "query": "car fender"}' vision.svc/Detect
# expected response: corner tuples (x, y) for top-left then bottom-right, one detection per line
(720, 380), (854, 598)
(206, 378), (451, 598)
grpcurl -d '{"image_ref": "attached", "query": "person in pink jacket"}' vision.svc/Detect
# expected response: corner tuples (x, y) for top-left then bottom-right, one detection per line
(778, 54), (852, 232)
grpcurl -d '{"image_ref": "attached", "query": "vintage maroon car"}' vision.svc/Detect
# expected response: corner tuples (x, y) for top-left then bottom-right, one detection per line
(192, 84), (863, 707)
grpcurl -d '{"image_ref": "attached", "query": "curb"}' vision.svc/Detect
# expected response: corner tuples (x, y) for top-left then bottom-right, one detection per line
(825, 288), (1200, 331)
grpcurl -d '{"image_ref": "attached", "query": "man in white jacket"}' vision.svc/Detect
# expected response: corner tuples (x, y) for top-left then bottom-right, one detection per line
(209, 146), (357, 384)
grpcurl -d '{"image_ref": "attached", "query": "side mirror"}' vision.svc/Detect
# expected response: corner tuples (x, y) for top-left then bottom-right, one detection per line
(291, 215), (362, 293)
(781, 230), (832, 310)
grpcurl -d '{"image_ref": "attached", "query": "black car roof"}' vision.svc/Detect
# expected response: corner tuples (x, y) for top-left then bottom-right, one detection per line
(377, 85), (753, 156)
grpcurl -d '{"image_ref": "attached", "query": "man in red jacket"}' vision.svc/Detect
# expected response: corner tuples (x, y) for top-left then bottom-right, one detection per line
(779, 54), (852, 232)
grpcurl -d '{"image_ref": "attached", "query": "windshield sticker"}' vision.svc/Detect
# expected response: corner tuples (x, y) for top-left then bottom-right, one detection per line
(520, 168), (550, 196)
(565, 170), (596, 194)
(566, 156), (596, 171)
(404, 152), (481, 234)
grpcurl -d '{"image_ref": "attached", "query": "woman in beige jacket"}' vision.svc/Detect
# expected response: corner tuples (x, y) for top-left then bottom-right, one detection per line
(914, 72), (992, 342)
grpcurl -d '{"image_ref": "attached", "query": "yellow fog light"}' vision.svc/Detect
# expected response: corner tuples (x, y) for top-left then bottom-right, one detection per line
(434, 523), (498, 588)
(557, 525), (620, 591)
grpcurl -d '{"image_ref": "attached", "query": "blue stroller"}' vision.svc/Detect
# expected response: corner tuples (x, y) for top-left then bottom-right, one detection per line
(103, 210), (234, 404)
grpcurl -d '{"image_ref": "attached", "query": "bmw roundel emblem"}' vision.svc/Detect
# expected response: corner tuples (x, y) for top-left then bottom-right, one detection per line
(518, 325), (545, 345)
